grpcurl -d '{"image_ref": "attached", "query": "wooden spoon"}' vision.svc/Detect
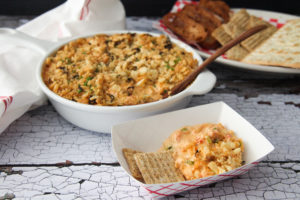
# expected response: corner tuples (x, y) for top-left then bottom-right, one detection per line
(166, 24), (268, 97)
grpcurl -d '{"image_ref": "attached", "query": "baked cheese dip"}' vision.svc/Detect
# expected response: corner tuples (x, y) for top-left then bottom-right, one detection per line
(160, 123), (244, 180)
(42, 33), (198, 106)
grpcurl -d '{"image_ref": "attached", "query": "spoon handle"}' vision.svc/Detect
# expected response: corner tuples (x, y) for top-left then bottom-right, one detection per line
(170, 24), (268, 96)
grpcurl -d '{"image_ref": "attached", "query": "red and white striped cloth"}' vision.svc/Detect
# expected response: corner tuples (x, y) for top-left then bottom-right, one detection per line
(0, 0), (125, 133)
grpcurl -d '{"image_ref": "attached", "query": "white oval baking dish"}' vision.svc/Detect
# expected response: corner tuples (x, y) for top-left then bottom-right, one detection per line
(0, 28), (216, 133)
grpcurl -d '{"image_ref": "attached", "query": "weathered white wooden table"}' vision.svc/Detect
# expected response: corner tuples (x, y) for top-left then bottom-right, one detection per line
(0, 16), (300, 200)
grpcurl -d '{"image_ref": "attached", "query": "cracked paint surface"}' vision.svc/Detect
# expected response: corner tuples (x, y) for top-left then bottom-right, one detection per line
(1, 93), (299, 199)
(0, 163), (300, 199)
(0, 16), (300, 199)
(0, 93), (299, 164)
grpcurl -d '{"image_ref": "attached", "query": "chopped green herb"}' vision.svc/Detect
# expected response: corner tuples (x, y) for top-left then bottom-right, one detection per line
(82, 51), (87, 55)
(78, 84), (83, 93)
(186, 160), (194, 165)
(174, 57), (181, 65)
(165, 62), (174, 70)
(86, 76), (93, 81)
(66, 58), (72, 64)
(84, 76), (93, 86)
(206, 136), (212, 144)
(151, 40), (157, 45)
(166, 146), (172, 150)
(181, 127), (188, 132)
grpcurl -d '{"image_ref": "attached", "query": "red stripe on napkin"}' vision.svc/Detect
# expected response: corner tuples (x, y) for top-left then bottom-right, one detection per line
(0, 96), (13, 113)
(80, 0), (92, 20)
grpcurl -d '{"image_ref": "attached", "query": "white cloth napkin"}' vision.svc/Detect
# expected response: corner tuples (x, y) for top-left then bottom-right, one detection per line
(0, 0), (126, 133)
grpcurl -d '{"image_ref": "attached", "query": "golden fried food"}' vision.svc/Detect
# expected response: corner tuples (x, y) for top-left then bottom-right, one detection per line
(162, 12), (207, 43)
(161, 0), (231, 49)
(180, 4), (222, 49)
(198, 0), (231, 22)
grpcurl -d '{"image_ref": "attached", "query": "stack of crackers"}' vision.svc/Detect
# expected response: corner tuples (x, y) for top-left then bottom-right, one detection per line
(212, 9), (277, 61)
(242, 19), (300, 69)
(123, 148), (185, 184)
(212, 9), (300, 69)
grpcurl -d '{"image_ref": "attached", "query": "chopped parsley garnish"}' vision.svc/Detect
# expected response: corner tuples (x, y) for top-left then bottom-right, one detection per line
(165, 62), (174, 70)
(66, 58), (72, 64)
(186, 160), (194, 165)
(151, 40), (157, 45)
(78, 84), (83, 93)
(166, 146), (172, 150)
(206, 136), (212, 144)
(84, 76), (93, 86)
(239, 141), (242, 147)
(181, 127), (188, 132)
(174, 57), (181, 65)
(86, 76), (93, 81)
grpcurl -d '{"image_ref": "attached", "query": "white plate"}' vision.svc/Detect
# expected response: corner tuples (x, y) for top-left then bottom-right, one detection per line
(154, 8), (300, 74)
(112, 101), (274, 198)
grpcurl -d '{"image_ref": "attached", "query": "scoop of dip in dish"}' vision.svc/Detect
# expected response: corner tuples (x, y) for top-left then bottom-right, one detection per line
(42, 33), (198, 106)
(160, 123), (244, 180)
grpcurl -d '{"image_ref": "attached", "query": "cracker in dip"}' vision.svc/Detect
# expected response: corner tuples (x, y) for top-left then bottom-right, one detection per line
(160, 123), (244, 180)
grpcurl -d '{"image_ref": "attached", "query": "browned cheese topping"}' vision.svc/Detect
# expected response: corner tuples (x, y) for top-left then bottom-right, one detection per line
(42, 33), (198, 106)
